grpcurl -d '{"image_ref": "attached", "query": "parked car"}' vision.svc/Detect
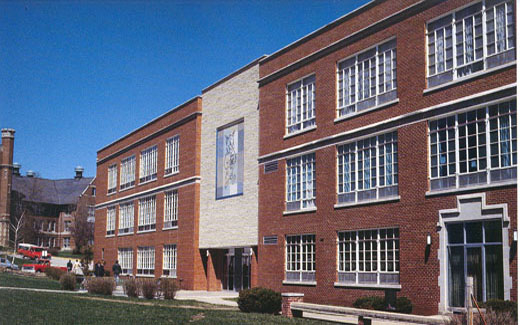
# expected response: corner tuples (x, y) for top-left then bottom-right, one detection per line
(17, 243), (51, 260)
(0, 257), (19, 270)
(22, 260), (66, 273)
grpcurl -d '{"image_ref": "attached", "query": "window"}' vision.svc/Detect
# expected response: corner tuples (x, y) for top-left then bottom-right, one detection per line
(106, 207), (115, 236)
(337, 132), (398, 204)
(64, 221), (71, 232)
(164, 190), (178, 229)
(139, 146), (157, 183)
(165, 136), (180, 175)
(338, 228), (400, 286)
(63, 237), (70, 248)
(285, 234), (316, 283)
(338, 39), (397, 117)
(163, 244), (177, 277)
(118, 248), (133, 275)
(87, 206), (95, 223)
(447, 220), (504, 307)
(138, 196), (156, 232)
(429, 100), (516, 191)
(427, 1), (515, 88)
(137, 246), (155, 275)
(118, 202), (134, 234)
(120, 156), (135, 190)
(108, 164), (117, 194)
(286, 153), (316, 211)
(286, 75), (316, 134)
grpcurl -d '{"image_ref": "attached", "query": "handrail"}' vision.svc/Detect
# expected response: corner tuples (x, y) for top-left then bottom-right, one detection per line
(471, 294), (487, 325)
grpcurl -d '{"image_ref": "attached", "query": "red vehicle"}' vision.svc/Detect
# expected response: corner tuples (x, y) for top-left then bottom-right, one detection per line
(17, 243), (51, 260)
(22, 260), (66, 273)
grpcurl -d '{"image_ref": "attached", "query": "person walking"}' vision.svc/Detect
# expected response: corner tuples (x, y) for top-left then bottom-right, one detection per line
(94, 261), (101, 277)
(67, 260), (73, 272)
(112, 260), (122, 284)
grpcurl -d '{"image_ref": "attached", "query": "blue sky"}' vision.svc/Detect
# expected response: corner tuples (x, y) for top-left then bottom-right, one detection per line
(1, 0), (369, 179)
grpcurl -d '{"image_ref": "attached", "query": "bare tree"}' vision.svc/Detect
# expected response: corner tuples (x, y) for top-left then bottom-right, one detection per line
(70, 204), (94, 253)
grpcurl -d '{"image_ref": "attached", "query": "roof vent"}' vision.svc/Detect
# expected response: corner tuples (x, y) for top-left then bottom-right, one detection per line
(13, 162), (21, 176)
(75, 166), (84, 179)
(26, 170), (35, 177)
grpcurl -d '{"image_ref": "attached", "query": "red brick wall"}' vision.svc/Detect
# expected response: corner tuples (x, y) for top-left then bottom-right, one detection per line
(257, 0), (517, 316)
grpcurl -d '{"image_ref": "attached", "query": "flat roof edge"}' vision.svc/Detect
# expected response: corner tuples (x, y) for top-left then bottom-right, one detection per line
(97, 96), (201, 153)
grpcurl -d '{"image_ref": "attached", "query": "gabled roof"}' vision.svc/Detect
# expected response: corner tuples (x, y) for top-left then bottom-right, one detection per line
(12, 175), (93, 205)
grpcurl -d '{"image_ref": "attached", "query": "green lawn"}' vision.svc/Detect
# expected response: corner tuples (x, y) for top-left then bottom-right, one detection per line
(0, 272), (61, 290)
(0, 290), (333, 324)
(54, 251), (83, 259)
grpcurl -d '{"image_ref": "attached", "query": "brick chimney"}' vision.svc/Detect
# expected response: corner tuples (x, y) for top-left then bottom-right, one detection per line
(0, 128), (15, 247)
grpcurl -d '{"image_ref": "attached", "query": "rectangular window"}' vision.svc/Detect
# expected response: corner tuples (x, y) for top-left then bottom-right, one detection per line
(107, 164), (117, 194)
(429, 100), (516, 191)
(64, 221), (71, 232)
(138, 196), (156, 232)
(338, 39), (397, 117)
(118, 248), (133, 275)
(118, 202), (134, 235)
(285, 234), (316, 283)
(427, 1), (515, 88)
(338, 228), (400, 286)
(165, 136), (180, 175)
(164, 190), (178, 229)
(337, 132), (398, 204)
(87, 206), (95, 223)
(286, 75), (316, 134)
(286, 153), (316, 211)
(63, 238), (70, 248)
(139, 145), (157, 183)
(120, 155), (136, 190)
(106, 207), (115, 236)
(137, 246), (155, 275)
(163, 244), (177, 277)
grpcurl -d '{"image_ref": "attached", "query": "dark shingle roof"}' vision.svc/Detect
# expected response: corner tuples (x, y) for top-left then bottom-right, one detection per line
(12, 175), (93, 205)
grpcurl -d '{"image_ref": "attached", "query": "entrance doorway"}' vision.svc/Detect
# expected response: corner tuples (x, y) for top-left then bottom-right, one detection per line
(223, 247), (251, 291)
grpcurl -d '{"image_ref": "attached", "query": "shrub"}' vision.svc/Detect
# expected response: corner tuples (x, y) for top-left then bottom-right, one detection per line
(238, 287), (281, 314)
(48, 248), (60, 256)
(395, 297), (412, 314)
(353, 296), (386, 311)
(44, 267), (66, 281)
(84, 277), (115, 295)
(104, 270), (110, 277)
(481, 299), (517, 320)
(159, 278), (178, 300)
(59, 273), (76, 291)
(124, 278), (139, 298)
(139, 279), (158, 299)
(446, 309), (516, 325)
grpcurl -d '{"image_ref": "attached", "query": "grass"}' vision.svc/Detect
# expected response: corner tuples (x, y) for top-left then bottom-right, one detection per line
(0, 272), (61, 290)
(54, 251), (83, 259)
(0, 289), (333, 324)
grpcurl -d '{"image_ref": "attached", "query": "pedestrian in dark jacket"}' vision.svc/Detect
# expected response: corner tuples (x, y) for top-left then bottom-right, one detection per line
(112, 260), (122, 284)
(67, 260), (73, 272)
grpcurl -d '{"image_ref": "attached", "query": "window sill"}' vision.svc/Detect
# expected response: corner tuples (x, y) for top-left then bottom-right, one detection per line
(283, 207), (317, 216)
(283, 280), (317, 286)
(334, 196), (400, 209)
(160, 275), (177, 279)
(136, 229), (156, 234)
(164, 171), (179, 178)
(105, 234), (115, 238)
(283, 125), (317, 140)
(136, 274), (155, 278)
(163, 226), (178, 231)
(138, 179), (157, 186)
(107, 191), (117, 197)
(426, 180), (516, 197)
(334, 282), (401, 290)
(334, 98), (399, 124)
(119, 185), (135, 193)
(423, 61), (516, 94)
(117, 232), (134, 237)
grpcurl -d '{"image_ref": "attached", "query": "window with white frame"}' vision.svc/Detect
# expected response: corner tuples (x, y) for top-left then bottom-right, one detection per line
(118, 202), (134, 234)
(107, 164), (117, 194)
(338, 228), (400, 286)
(427, 0), (515, 88)
(63, 237), (70, 248)
(429, 100), (516, 191)
(165, 136), (180, 175)
(139, 145), (157, 183)
(137, 246), (155, 275)
(164, 190), (178, 229)
(285, 234), (316, 283)
(138, 196), (156, 231)
(120, 155), (135, 190)
(64, 221), (71, 232)
(338, 38), (397, 117)
(337, 132), (398, 204)
(118, 248), (133, 275)
(286, 153), (316, 211)
(163, 244), (177, 277)
(106, 207), (115, 236)
(87, 206), (95, 223)
(286, 75), (316, 134)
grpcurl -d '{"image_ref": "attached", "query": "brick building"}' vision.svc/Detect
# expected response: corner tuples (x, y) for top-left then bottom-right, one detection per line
(93, 58), (263, 291)
(256, 0), (516, 315)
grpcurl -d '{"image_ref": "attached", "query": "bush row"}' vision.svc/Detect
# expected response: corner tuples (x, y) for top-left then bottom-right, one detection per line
(238, 287), (281, 314)
(353, 296), (412, 314)
(123, 278), (179, 300)
(44, 267), (66, 281)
